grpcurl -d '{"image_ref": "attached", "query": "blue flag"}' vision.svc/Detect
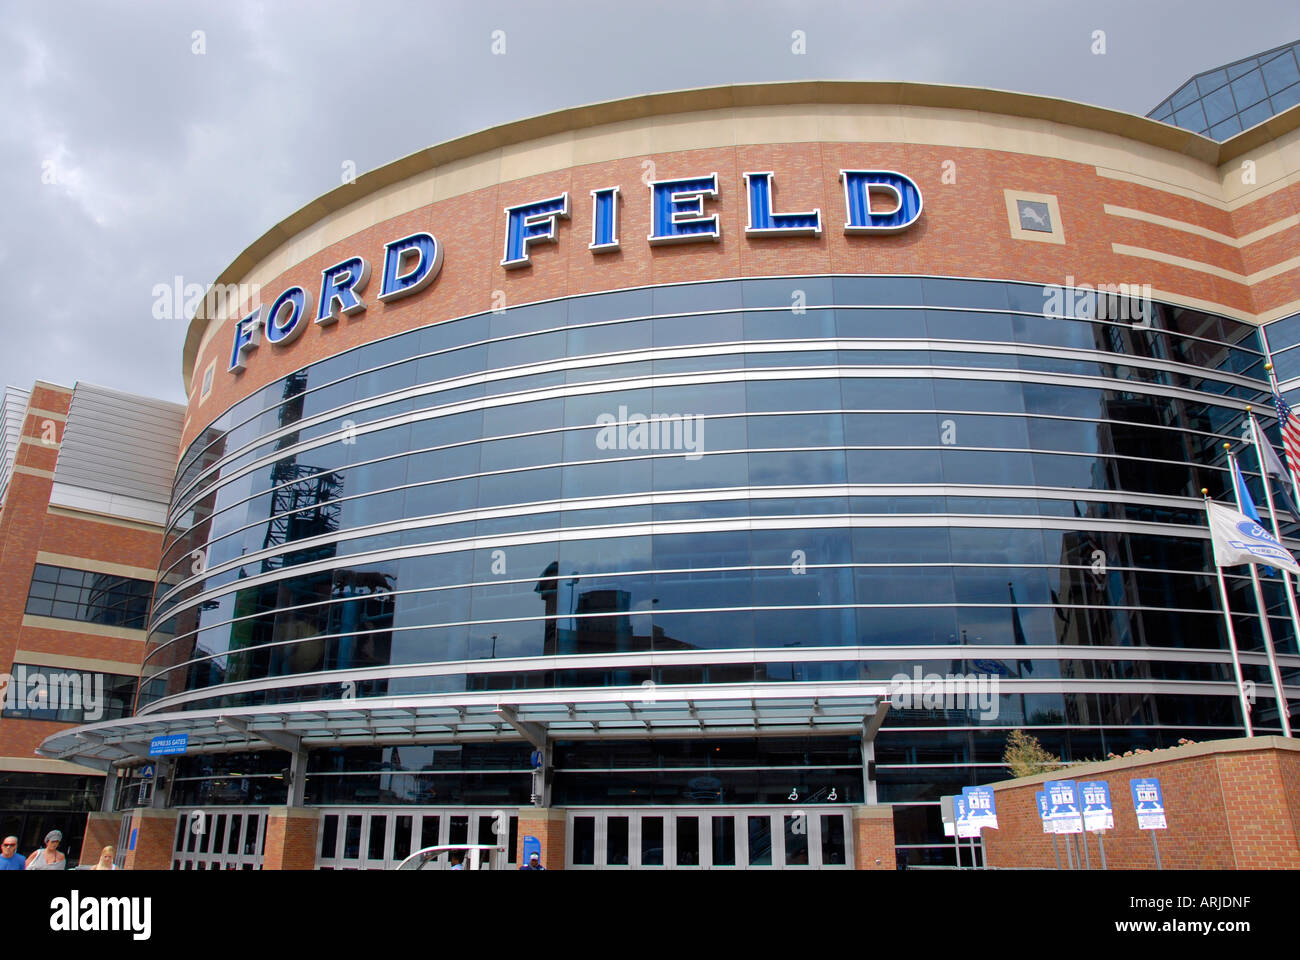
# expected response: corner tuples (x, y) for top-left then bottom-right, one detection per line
(1231, 458), (1261, 522)
(1231, 458), (1273, 574)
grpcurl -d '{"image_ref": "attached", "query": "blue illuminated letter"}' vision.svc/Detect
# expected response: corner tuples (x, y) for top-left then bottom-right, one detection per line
(589, 187), (620, 252)
(501, 194), (569, 268)
(316, 256), (371, 325)
(840, 170), (923, 233)
(647, 173), (719, 244)
(744, 172), (821, 236)
(263, 286), (312, 346)
(379, 232), (444, 301)
(228, 308), (263, 373)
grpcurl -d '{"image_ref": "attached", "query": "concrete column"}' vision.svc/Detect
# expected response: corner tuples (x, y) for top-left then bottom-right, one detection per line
(121, 808), (180, 871)
(851, 804), (896, 870)
(516, 806), (566, 870)
(262, 807), (319, 870)
(82, 811), (123, 865)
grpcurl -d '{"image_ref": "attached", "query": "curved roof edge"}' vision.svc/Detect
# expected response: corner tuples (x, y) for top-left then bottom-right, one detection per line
(182, 78), (1298, 390)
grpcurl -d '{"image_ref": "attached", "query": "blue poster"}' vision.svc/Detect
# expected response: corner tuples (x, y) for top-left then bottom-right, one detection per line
(961, 785), (998, 830)
(1130, 777), (1166, 830)
(1035, 790), (1052, 833)
(522, 835), (542, 862)
(1078, 780), (1113, 831)
(1043, 780), (1083, 833)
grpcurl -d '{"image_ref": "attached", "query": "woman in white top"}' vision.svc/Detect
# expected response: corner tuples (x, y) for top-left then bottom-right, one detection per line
(92, 845), (116, 870)
(25, 830), (66, 870)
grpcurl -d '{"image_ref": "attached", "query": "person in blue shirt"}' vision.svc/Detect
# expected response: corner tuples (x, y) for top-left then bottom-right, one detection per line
(0, 837), (24, 870)
(519, 852), (545, 870)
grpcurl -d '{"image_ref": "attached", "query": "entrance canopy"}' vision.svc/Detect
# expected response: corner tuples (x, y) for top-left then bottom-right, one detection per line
(37, 682), (891, 771)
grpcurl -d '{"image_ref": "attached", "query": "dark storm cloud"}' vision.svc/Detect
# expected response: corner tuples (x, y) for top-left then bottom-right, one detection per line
(2, 0), (1296, 403)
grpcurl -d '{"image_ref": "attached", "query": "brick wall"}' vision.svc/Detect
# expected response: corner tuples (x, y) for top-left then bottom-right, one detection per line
(516, 807), (566, 870)
(851, 805), (896, 869)
(262, 807), (319, 871)
(121, 808), (178, 871)
(82, 812), (123, 867)
(984, 736), (1300, 870)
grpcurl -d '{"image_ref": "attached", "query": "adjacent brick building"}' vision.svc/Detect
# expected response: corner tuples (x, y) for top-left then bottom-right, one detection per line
(0, 381), (182, 864)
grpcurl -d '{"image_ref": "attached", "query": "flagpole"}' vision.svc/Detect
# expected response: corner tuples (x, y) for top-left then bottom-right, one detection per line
(1226, 445), (1292, 737)
(1203, 487), (1255, 737)
(1264, 363), (1300, 509)
(1247, 408), (1300, 737)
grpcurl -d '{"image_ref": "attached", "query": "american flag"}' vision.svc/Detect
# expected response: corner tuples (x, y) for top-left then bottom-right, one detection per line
(1275, 390), (1300, 477)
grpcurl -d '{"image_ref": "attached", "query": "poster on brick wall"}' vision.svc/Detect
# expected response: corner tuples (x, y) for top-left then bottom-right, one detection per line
(1079, 780), (1114, 831)
(1043, 779), (1083, 833)
(1035, 790), (1053, 833)
(1130, 777), (1167, 830)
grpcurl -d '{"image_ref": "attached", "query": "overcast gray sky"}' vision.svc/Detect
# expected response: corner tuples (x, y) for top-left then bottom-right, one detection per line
(3, 0), (1298, 404)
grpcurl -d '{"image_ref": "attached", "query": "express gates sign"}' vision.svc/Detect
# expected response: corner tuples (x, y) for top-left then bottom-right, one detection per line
(226, 169), (924, 376)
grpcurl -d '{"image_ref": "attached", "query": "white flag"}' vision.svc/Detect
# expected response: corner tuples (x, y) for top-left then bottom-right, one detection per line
(1259, 433), (1290, 481)
(1207, 501), (1300, 574)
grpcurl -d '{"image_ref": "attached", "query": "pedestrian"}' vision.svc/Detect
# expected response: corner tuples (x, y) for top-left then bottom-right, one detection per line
(26, 830), (66, 870)
(519, 852), (545, 870)
(92, 845), (116, 870)
(0, 836), (23, 870)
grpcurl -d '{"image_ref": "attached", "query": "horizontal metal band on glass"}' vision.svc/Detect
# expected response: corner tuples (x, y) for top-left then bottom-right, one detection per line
(144, 534), (1253, 659)
(142, 559), (1300, 659)
(152, 469), (1292, 619)
(170, 289), (1269, 506)
(149, 505), (1250, 625)
(177, 271), (1265, 485)
(169, 332), (1271, 520)
(138, 597), (1297, 686)
(178, 278), (1263, 494)
(175, 328), (1268, 506)
(162, 366), (1268, 548)
(153, 436), (1270, 591)
(157, 397), (1271, 565)
(156, 418), (1285, 601)
(159, 409), (1267, 569)
(135, 628), (1300, 705)
(134, 676), (1290, 724)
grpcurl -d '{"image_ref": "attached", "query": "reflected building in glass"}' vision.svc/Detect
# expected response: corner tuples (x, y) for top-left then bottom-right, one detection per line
(43, 72), (1300, 869)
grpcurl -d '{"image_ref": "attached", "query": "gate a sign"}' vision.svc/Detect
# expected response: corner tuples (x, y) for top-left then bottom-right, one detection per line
(1078, 780), (1113, 831)
(961, 785), (998, 831)
(1130, 777), (1167, 830)
(1043, 780), (1083, 834)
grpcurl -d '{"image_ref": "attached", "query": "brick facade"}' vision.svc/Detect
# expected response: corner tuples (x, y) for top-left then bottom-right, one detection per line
(184, 132), (1300, 451)
(262, 807), (320, 871)
(121, 808), (179, 871)
(82, 811), (123, 866)
(983, 737), (1300, 870)
(850, 805), (896, 869)
(516, 807), (566, 870)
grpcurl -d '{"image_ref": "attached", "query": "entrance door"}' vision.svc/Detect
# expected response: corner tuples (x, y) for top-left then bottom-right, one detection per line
(565, 807), (853, 869)
(172, 808), (268, 869)
(315, 807), (518, 869)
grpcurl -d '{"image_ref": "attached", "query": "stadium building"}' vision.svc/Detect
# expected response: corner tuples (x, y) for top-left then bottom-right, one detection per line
(32, 50), (1300, 867)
